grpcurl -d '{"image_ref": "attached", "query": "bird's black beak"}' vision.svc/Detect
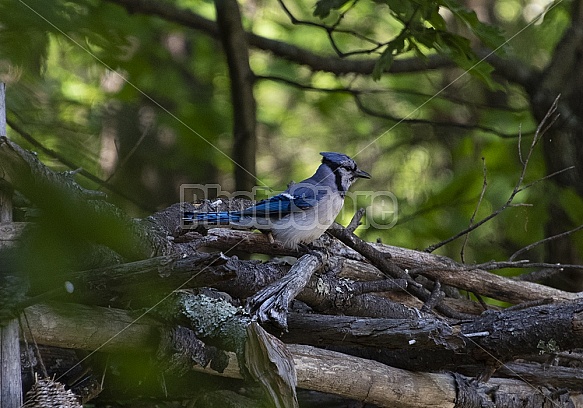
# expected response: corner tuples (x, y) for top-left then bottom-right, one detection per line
(355, 169), (371, 179)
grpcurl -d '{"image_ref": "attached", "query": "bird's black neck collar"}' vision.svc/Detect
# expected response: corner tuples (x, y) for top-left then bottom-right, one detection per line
(323, 161), (347, 196)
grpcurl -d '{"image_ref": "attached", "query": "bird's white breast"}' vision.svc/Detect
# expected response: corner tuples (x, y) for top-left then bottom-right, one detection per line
(270, 193), (344, 249)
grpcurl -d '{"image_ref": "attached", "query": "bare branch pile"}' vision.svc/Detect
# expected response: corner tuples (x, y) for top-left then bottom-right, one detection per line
(1, 104), (583, 407)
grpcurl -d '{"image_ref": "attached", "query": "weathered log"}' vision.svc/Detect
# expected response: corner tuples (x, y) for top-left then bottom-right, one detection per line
(193, 228), (579, 304)
(23, 300), (583, 394)
(22, 302), (160, 352)
(4, 136), (583, 406)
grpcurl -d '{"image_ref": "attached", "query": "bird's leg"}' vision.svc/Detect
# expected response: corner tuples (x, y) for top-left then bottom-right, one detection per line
(298, 242), (328, 265)
(311, 235), (335, 263)
(297, 242), (311, 254)
(259, 229), (276, 244)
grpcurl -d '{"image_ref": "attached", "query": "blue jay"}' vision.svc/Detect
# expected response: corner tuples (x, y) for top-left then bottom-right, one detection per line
(184, 152), (370, 249)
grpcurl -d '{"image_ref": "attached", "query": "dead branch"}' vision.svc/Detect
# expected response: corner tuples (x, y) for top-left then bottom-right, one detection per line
(74, 251), (230, 285)
(346, 207), (366, 233)
(282, 313), (460, 351)
(373, 243), (579, 303)
(328, 224), (476, 319)
(24, 301), (582, 407)
(5, 137), (583, 406)
(245, 322), (298, 408)
(510, 223), (583, 261)
(246, 253), (323, 329)
(425, 95), (566, 254)
(184, 226), (581, 304)
(461, 157), (488, 263)
(22, 302), (160, 353)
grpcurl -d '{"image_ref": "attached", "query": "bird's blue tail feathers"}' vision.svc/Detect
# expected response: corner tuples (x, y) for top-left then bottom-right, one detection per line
(183, 211), (241, 225)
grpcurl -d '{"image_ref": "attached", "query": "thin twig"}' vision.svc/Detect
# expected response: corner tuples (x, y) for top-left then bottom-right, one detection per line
(354, 94), (523, 138)
(516, 268), (563, 282)
(326, 1), (387, 57)
(509, 223), (583, 261)
(346, 207), (366, 233)
(516, 166), (575, 193)
(518, 124), (524, 165)
(420, 280), (443, 313)
(473, 293), (489, 311)
(424, 95), (563, 253)
(255, 75), (532, 125)
(461, 157), (488, 263)
(21, 312), (49, 378)
(503, 298), (554, 312)
(472, 260), (583, 271)
(277, 0), (385, 58)
(328, 224), (476, 320)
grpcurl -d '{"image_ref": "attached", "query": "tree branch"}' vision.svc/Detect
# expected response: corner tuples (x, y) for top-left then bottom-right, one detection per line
(510, 224), (583, 261)
(461, 157), (488, 263)
(105, 0), (453, 76)
(186, 227), (579, 304)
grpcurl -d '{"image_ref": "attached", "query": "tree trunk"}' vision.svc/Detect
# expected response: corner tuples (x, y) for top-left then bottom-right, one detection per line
(0, 82), (22, 408)
(526, 0), (583, 288)
(215, 0), (257, 192)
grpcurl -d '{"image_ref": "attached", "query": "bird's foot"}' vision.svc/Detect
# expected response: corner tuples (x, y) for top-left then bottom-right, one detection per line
(298, 242), (328, 264)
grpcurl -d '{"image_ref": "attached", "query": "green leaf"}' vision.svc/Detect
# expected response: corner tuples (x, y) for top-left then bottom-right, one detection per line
(439, 32), (474, 59)
(441, 0), (507, 53)
(372, 46), (395, 80)
(372, 33), (408, 80)
(437, 32), (504, 91)
(313, 0), (352, 19)
(427, 7), (447, 30)
(413, 27), (438, 49)
(383, 0), (416, 19)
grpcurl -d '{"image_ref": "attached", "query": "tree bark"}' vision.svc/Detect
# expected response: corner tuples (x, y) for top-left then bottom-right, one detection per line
(534, 1), (583, 287)
(195, 228), (579, 303)
(215, 0), (257, 192)
(0, 82), (22, 408)
(0, 320), (21, 408)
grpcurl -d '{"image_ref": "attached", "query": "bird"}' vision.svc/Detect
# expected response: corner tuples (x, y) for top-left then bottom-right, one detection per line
(183, 152), (371, 249)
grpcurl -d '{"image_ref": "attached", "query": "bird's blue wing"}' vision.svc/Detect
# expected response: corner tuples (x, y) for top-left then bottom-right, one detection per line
(241, 185), (328, 219)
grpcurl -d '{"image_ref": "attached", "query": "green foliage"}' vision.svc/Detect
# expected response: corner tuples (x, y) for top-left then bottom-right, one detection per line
(312, 0), (506, 88)
(372, 37), (400, 80)
(434, 31), (503, 91)
(441, 0), (506, 51)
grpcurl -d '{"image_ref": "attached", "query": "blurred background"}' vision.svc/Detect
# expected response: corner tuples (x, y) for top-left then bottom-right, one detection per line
(1, 0), (582, 285)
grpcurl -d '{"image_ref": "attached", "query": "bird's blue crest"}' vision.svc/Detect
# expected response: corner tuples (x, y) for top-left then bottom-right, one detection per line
(320, 152), (354, 167)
